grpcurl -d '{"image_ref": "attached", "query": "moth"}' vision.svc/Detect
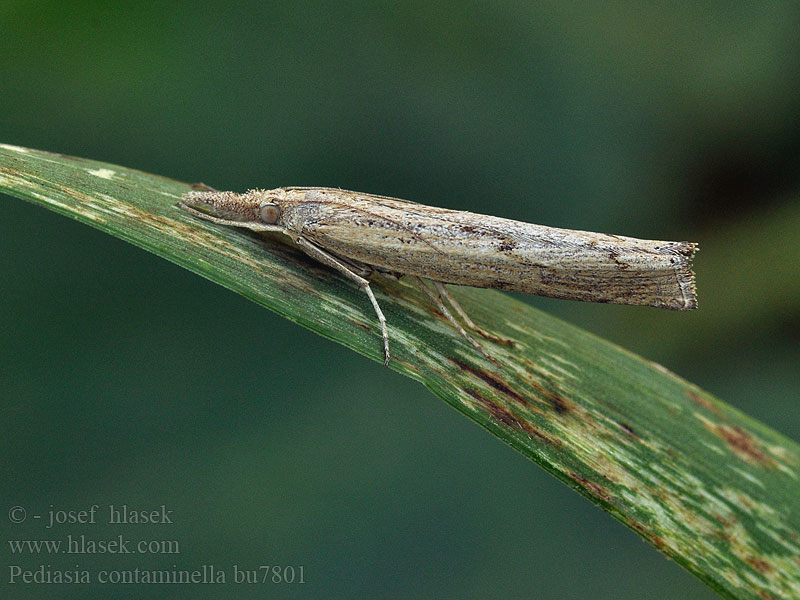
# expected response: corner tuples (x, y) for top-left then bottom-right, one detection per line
(179, 187), (697, 365)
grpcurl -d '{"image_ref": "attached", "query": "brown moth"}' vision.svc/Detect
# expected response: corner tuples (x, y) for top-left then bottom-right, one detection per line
(179, 187), (697, 365)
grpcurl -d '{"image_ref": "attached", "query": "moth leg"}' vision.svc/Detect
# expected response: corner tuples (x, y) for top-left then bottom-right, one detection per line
(432, 281), (514, 346)
(412, 277), (497, 365)
(294, 236), (391, 366)
(336, 257), (375, 279)
(372, 267), (404, 281)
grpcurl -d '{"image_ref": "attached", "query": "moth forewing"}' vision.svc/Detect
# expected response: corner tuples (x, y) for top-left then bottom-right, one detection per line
(180, 187), (698, 365)
(283, 189), (697, 310)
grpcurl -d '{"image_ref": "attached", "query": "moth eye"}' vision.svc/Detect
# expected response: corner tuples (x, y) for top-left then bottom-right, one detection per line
(259, 203), (280, 224)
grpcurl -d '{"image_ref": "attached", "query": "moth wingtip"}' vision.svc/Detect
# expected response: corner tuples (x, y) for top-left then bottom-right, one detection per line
(663, 241), (698, 310)
(681, 277), (698, 310)
(678, 244), (698, 310)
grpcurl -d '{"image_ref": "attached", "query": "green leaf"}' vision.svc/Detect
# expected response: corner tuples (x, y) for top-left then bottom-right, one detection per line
(2, 143), (798, 600)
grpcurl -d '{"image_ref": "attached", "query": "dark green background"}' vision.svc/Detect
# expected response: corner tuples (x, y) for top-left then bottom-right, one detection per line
(1, 2), (798, 598)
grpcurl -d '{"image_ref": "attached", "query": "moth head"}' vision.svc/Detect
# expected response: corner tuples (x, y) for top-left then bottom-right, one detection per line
(180, 190), (256, 220)
(179, 189), (282, 232)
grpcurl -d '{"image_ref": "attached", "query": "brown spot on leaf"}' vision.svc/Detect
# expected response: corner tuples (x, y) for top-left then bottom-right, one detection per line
(623, 518), (667, 550)
(712, 513), (732, 527)
(686, 389), (722, 416)
(452, 359), (530, 407)
(464, 388), (557, 445)
(649, 535), (667, 551)
(566, 471), (613, 504)
(529, 380), (575, 415)
(348, 319), (371, 333)
(718, 530), (733, 544)
(705, 423), (776, 468)
(745, 556), (774, 576)
(452, 359), (576, 417)
(549, 394), (569, 414)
